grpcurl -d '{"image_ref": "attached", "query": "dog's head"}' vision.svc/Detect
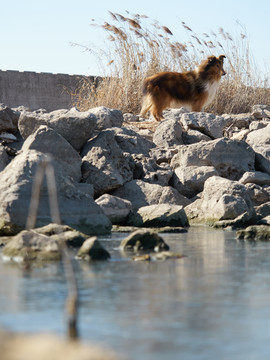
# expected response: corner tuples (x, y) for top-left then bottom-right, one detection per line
(206, 55), (226, 77)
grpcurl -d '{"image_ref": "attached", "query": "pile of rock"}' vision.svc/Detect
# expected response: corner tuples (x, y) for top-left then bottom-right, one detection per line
(0, 103), (270, 236)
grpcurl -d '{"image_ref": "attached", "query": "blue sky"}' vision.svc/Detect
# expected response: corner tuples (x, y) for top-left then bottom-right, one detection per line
(1, 0), (270, 76)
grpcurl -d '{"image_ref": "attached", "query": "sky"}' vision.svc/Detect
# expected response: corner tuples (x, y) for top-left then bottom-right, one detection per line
(1, 0), (270, 76)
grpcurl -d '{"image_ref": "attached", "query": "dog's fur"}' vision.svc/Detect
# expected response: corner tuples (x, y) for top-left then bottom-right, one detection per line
(140, 55), (226, 121)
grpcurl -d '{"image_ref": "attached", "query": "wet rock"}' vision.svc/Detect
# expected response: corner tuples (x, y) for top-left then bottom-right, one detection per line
(18, 107), (98, 151)
(170, 138), (255, 181)
(76, 237), (110, 261)
(237, 225), (270, 241)
(120, 229), (169, 252)
(112, 179), (191, 211)
(127, 204), (189, 228)
(95, 194), (132, 224)
(2, 230), (61, 261)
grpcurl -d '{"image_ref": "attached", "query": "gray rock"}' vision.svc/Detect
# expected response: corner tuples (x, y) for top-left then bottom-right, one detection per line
(185, 176), (255, 224)
(153, 118), (183, 147)
(180, 112), (232, 139)
(244, 183), (270, 206)
(239, 171), (270, 186)
(127, 204), (189, 227)
(0, 104), (19, 132)
(120, 229), (170, 252)
(22, 125), (82, 181)
(0, 146), (9, 172)
(171, 165), (218, 198)
(2, 230), (61, 261)
(18, 107), (97, 151)
(182, 129), (212, 144)
(112, 180), (191, 211)
(90, 106), (123, 131)
(76, 237), (110, 260)
(170, 138), (255, 180)
(0, 150), (111, 235)
(81, 129), (135, 197)
(95, 194), (132, 224)
(251, 104), (270, 120)
(246, 124), (270, 175)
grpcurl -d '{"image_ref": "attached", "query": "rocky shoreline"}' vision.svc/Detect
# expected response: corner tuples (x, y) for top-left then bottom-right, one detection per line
(0, 103), (270, 253)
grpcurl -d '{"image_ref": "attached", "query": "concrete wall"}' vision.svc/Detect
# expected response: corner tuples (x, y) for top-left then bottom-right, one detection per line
(0, 70), (90, 112)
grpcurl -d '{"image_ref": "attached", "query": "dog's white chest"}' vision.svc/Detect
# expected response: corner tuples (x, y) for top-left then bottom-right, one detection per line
(205, 81), (219, 106)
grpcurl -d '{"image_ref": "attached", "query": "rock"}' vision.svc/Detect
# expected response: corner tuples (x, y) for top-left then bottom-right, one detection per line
(0, 331), (118, 360)
(182, 129), (212, 144)
(251, 104), (270, 119)
(0, 104), (20, 132)
(170, 138), (255, 180)
(185, 176), (255, 224)
(0, 150), (111, 235)
(132, 254), (151, 261)
(2, 230), (61, 261)
(0, 146), (9, 172)
(249, 120), (269, 131)
(120, 229), (169, 252)
(153, 118), (183, 147)
(153, 251), (185, 260)
(223, 113), (252, 129)
(171, 165), (218, 198)
(237, 225), (270, 241)
(95, 194), (132, 224)
(21, 125), (82, 181)
(255, 201), (270, 219)
(76, 237), (110, 261)
(18, 107), (98, 151)
(246, 124), (270, 175)
(258, 215), (270, 225)
(127, 204), (189, 227)
(239, 171), (270, 186)
(33, 223), (78, 236)
(180, 112), (232, 139)
(81, 129), (135, 197)
(90, 106), (123, 131)
(244, 183), (270, 206)
(112, 179), (191, 211)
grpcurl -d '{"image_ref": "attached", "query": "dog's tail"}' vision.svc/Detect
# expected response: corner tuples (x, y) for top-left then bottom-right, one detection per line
(140, 79), (153, 117)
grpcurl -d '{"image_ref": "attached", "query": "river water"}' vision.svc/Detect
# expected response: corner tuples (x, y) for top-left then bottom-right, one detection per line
(1, 226), (270, 360)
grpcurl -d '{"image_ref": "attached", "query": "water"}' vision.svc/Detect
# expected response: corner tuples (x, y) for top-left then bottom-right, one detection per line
(1, 227), (270, 360)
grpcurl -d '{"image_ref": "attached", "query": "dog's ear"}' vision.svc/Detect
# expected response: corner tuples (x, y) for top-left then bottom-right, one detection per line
(219, 55), (226, 62)
(207, 55), (216, 63)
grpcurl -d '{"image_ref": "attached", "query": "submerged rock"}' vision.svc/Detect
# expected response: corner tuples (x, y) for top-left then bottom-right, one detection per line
(120, 229), (169, 252)
(237, 225), (270, 241)
(76, 237), (110, 261)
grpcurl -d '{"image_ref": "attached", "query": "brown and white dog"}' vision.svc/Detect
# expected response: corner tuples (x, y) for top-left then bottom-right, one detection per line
(140, 55), (226, 121)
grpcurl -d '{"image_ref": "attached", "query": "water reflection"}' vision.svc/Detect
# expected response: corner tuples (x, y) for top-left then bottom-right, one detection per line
(1, 227), (270, 359)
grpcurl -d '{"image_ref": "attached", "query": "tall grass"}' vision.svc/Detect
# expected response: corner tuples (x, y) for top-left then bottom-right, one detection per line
(73, 11), (270, 115)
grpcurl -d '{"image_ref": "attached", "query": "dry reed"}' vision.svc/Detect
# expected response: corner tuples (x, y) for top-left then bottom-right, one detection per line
(72, 12), (270, 115)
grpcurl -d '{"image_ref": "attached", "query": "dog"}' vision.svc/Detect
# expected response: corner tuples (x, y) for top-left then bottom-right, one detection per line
(140, 55), (226, 121)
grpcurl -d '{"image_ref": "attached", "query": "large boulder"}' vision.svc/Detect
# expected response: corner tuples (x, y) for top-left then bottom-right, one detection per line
(18, 107), (97, 151)
(112, 179), (191, 211)
(76, 237), (110, 261)
(21, 125), (82, 181)
(185, 176), (255, 224)
(0, 150), (111, 235)
(170, 138), (255, 180)
(95, 194), (132, 224)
